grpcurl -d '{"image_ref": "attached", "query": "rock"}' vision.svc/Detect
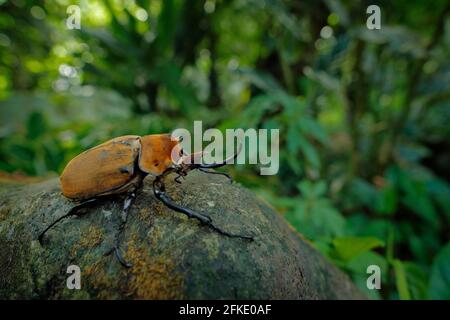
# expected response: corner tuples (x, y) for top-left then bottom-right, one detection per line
(0, 170), (365, 299)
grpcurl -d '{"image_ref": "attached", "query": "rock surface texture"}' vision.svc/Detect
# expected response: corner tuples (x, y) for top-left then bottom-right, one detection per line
(0, 171), (365, 299)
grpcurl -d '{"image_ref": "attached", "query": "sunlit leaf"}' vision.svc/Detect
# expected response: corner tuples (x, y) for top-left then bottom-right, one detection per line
(377, 185), (397, 215)
(331, 236), (385, 262)
(393, 259), (411, 300)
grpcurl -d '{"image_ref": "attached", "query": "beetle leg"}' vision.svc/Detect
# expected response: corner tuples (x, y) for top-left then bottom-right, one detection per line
(198, 168), (233, 184)
(174, 175), (183, 184)
(174, 169), (190, 184)
(38, 198), (98, 244)
(106, 188), (138, 268)
(153, 177), (253, 241)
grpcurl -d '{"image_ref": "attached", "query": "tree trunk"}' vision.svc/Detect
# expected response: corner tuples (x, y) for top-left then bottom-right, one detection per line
(0, 171), (365, 299)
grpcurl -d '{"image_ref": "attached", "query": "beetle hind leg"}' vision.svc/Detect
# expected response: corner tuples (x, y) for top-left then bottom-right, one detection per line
(38, 198), (98, 244)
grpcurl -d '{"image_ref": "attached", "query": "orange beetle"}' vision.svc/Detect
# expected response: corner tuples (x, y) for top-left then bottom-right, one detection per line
(39, 134), (252, 267)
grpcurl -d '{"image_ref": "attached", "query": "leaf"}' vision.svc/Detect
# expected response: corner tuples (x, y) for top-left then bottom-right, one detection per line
(297, 180), (326, 198)
(345, 251), (387, 300)
(331, 237), (385, 262)
(297, 135), (320, 168)
(136, 0), (150, 9)
(297, 180), (315, 198)
(351, 26), (426, 58)
(103, 0), (138, 48)
(241, 94), (277, 128)
(285, 197), (346, 240)
(350, 178), (380, 210)
(427, 178), (450, 225)
(156, 0), (182, 55)
(393, 259), (411, 300)
(286, 153), (302, 175)
(235, 68), (283, 94)
(403, 262), (428, 300)
(151, 62), (200, 116)
(276, 92), (303, 115)
(397, 143), (430, 163)
(314, 203), (346, 239)
(399, 171), (439, 228)
(313, 181), (327, 197)
(346, 251), (388, 280)
(80, 28), (138, 60)
(298, 117), (328, 144)
(26, 112), (46, 139)
(377, 185), (397, 215)
(429, 242), (450, 299)
(303, 67), (341, 92)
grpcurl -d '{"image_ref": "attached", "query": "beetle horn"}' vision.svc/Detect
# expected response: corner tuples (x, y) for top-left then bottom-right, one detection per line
(197, 142), (242, 169)
(189, 151), (206, 165)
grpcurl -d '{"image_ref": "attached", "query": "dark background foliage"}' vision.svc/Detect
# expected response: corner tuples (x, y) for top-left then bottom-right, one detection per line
(0, 0), (449, 299)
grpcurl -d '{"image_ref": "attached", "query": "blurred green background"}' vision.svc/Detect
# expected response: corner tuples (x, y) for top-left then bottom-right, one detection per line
(1, 0), (449, 299)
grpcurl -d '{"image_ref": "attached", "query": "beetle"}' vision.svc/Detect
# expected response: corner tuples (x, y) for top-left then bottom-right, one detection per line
(38, 134), (253, 268)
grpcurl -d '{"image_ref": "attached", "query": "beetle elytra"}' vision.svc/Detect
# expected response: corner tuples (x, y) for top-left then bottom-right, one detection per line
(38, 134), (253, 267)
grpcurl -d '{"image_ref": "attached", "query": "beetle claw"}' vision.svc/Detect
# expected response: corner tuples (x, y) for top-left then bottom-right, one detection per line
(174, 173), (187, 184)
(104, 246), (132, 268)
(114, 247), (133, 268)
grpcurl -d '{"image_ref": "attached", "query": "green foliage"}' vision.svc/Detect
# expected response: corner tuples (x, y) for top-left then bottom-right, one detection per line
(393, 259), (411, 300)
(284, 181), (346, 240)
(429, 243), (450, 300)
(1, 0), (449, 299)
(331, 237), (385, 262)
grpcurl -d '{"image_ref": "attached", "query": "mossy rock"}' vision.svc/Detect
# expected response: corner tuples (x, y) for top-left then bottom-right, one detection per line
(0, 171), (365, 299)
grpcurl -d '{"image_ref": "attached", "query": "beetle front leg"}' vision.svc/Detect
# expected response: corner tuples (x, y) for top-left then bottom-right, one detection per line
(153, 177), (253, 241)
(174, 174), (184, 184)
(174, 170), (188, 184)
